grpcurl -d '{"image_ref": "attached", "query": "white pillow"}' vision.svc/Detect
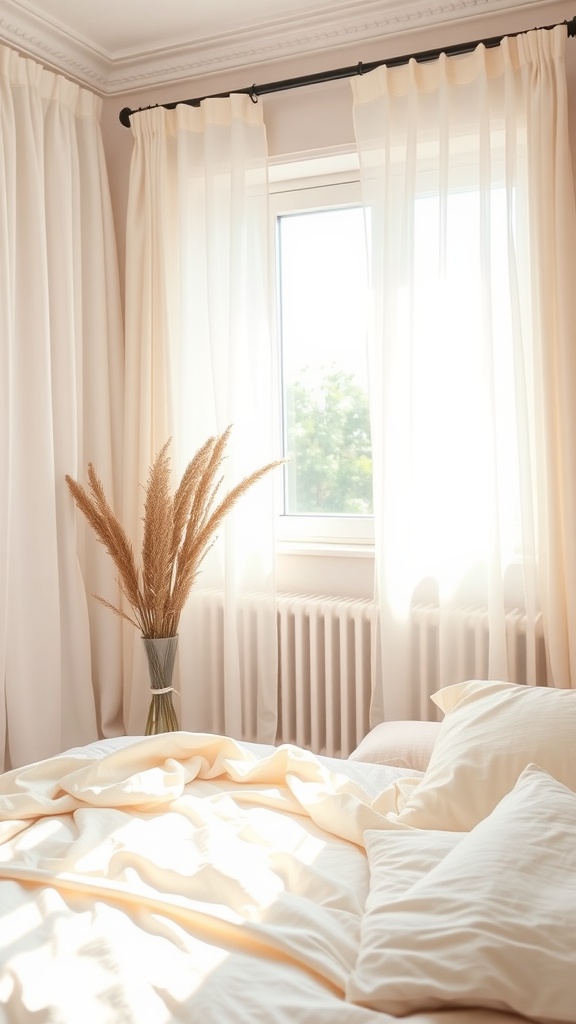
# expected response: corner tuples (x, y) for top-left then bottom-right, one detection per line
(348, 764), (576, 1022)
(348, 720), (440, 772)
(351, 827), (462, 902)
(394, 680), (576, 830)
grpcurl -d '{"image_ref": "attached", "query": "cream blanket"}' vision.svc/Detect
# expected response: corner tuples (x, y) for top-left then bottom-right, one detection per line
(0, 734), (526, 1024)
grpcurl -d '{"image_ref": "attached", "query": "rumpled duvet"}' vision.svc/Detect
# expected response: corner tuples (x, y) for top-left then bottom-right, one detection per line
(0, 733), (527, 1023)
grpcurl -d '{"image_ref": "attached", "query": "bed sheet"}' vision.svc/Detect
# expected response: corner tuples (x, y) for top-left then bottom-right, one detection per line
(0, 733), (529, 1024)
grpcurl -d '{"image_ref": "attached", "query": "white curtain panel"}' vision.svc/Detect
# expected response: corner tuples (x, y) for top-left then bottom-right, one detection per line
(0, 44), (124, 769)
(352, 26), (576, 719)
(124, 96), (278, 741)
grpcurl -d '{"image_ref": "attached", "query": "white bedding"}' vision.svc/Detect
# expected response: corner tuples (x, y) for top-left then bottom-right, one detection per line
(0, 730), (556, 1023)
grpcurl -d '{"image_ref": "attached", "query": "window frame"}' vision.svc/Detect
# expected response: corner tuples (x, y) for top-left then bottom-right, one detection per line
(269, 159), (375, 549)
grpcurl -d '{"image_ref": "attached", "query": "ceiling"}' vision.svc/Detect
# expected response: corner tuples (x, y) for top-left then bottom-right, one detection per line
(0, 0), (562, 95)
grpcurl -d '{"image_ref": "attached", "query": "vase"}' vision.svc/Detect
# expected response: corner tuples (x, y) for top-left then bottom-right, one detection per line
(143, 635), (180, 735)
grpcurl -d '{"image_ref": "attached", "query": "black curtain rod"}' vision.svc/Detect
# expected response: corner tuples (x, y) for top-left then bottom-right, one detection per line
(119, 16), (576, 127)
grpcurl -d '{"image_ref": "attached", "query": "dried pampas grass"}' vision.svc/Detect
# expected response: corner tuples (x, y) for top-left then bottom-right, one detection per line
(66, 425), (284, 639)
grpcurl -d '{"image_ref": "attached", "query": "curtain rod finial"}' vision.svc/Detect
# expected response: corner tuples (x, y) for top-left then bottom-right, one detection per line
(119, 107), (132, 128)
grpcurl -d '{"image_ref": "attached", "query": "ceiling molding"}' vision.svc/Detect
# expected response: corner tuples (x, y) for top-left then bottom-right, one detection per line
(0, 0), (554, 96)
(0, 0), (110, 89)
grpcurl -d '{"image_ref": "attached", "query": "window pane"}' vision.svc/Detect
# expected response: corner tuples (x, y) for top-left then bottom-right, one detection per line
(277, 206), (372, 516)
(408, 187), (520, 571)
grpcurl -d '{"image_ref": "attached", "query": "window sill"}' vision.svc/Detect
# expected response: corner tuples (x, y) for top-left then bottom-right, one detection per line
(276, 540), (374, 559)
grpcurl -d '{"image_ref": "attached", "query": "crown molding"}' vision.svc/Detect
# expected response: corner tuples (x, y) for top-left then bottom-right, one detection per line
(0, 0), (554, 96)
(0, 0), (110, 90)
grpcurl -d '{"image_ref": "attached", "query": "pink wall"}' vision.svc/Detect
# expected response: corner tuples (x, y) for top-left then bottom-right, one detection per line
(101, 0), (576, 275)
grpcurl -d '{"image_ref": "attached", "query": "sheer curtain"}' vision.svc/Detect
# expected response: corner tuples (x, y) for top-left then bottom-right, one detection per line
(0, 44), (124, 770)
(352, 26), (576, 720)
(124, 96), (278, 740)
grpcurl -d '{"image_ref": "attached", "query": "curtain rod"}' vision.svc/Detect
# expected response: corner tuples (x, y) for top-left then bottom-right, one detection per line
(119, 15), (576, 127)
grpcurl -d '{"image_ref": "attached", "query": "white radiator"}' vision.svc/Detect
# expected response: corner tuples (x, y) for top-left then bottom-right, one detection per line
(188, 592), (546, 758)
(187, 590), (376, 758)
(411, 603), (547, 708)
(275, 594), (376, 758)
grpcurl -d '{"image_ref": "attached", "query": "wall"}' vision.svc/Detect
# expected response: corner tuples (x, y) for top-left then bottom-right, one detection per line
(99, 0), (576, 600)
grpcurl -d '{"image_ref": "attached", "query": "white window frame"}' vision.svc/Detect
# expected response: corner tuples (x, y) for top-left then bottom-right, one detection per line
(269, 154), (374, 549)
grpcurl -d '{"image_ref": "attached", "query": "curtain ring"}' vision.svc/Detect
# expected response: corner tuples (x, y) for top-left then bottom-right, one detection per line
(249, 85), (259, 103)
(357, 61), (364, 75)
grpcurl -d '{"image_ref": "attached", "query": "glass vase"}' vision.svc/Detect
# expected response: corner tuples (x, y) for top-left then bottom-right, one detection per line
(143, 635), (180, 735)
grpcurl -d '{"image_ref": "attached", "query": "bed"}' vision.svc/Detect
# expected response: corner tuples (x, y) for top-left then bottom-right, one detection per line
(0, 678), (574, 1023)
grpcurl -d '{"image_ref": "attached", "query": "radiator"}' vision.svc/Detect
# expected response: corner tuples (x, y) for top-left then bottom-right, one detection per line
(187, 592), (546, 759)
(411, 603), (547, 707)
(275, 594), (376, 758)
(187, 590), (376, 758)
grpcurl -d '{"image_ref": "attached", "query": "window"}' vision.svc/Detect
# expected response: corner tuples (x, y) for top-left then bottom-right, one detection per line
(403, 184), (521, 574)
(271, 175), (374, 546)
(271, 160), (520, 560)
